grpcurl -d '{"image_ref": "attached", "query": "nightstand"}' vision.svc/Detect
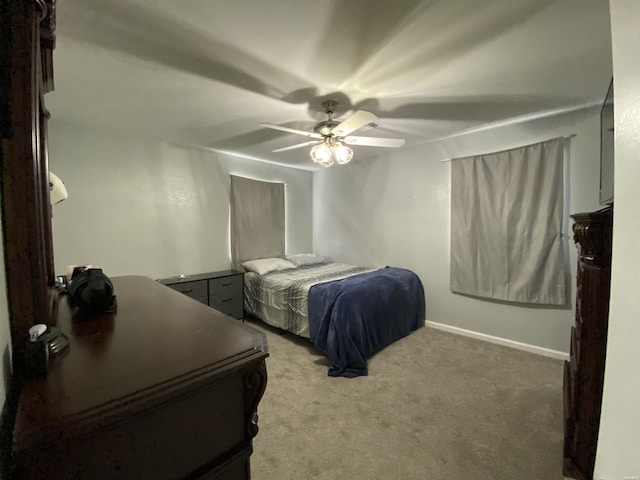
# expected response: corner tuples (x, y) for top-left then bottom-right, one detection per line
(158, 270), (244, 320)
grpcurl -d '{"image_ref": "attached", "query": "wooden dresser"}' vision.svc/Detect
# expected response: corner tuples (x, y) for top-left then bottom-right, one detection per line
(159, 271), (244, 320)
(563, 205), (612, 480)
(12, 276), (268, 480)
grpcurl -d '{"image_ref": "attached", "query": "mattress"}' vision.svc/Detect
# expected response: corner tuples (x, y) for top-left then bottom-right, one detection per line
(243, 262), (375, 337)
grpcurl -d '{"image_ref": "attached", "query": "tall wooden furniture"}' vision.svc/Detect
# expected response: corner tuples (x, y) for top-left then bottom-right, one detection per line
(13, 276), (268, 479)
(160, 270), (245, 320)
(563, 205), (613, 480)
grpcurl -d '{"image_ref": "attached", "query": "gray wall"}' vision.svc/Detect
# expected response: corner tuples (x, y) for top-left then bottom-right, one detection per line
(48, 120), (313, 279)
(313, 107), (602, 353)
(48, 108), (602, 356)
(595, 1), (640, 476)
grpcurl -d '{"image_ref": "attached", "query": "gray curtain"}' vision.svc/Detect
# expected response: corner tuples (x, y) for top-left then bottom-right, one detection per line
(450, 138), (566, 305)
(230, 175), (285, 269)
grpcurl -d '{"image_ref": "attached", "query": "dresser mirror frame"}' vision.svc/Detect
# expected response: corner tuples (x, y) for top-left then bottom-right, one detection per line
(1, 0), (57, 377)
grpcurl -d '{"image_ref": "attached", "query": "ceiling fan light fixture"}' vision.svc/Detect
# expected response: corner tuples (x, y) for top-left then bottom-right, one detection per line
(334, 141), (354, 165)
(310, 137), (353, 167)
(261, 101), (403, 166)
(310, 142), (335, 167)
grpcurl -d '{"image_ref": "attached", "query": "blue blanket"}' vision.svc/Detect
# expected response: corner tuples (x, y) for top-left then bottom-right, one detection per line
(308, 267), (425, 377)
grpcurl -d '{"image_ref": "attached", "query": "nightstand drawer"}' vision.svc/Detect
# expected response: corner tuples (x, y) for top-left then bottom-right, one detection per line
(168, 280), (207, 300)
(158, 271), (244, 319)
(209, 275), (243, 295)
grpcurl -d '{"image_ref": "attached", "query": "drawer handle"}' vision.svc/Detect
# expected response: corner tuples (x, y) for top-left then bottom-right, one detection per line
(222, 298), (232, 303)
(182, 289), (193, 294)
(222, 282), (232, 286)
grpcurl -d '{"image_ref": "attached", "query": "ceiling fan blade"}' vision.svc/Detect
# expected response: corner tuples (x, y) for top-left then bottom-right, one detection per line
(330, 110), (378, 137)
(260, 123), (322, 139)
(343, 136), (405, 148)
(272, 140), (320, 153)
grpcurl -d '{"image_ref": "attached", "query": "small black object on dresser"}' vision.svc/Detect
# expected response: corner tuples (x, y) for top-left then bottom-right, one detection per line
(563, 205), (613, 480)
(158, 270), (244, 320)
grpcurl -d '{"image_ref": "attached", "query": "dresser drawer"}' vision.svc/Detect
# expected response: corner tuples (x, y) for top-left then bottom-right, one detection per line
(168, 280), (207, 301)
(208, 274), (243, 319)
(209, 275), (243, 295)
(209, 296), (243, 320)
(158, 272), (243, 317)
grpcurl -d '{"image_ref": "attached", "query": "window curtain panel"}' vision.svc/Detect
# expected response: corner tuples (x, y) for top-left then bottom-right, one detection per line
(230, 175), (285, 269)
(450, 138), (566, 305)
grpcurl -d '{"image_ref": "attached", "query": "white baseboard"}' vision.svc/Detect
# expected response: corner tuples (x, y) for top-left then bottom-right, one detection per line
(425, 321), (569, 361)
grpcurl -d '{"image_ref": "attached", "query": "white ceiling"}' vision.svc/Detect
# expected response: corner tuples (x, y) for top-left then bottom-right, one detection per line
(49, 0), (613, 170)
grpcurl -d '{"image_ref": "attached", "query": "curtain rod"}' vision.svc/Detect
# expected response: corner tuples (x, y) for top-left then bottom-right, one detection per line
(439, 134), (577, 163)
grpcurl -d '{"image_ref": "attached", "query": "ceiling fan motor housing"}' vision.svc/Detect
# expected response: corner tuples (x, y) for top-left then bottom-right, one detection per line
(314, 120), (341, 136)
(314, 100), (340, 135)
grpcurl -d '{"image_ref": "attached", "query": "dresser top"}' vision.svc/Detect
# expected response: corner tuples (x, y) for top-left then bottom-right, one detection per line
(158, 269), (243, 285)
(14, 275), (267, 453)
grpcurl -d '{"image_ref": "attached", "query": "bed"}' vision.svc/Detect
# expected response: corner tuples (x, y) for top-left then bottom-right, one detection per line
(243, 258), (425, 377)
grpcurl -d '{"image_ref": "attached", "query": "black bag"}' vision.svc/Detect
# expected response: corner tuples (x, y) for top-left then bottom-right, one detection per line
(68, 268), (117, 315)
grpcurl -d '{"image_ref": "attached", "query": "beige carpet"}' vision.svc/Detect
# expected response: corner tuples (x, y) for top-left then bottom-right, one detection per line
(247, 319), (565, 480)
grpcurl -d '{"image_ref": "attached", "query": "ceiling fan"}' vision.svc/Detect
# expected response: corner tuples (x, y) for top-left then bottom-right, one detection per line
(260, 101), (405, 167)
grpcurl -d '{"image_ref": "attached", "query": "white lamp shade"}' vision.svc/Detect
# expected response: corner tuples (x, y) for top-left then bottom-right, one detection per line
(49, 171), (68, 205)
(310, 138), (353, 167)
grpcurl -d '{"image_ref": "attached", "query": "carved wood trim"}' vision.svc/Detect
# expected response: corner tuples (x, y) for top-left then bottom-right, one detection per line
(39, 0), (55, 47)
(39, 0), (55, 92)
(39, 101), (55, 284)
(244, 361), (267, 439)
(571, 206), (613, 268)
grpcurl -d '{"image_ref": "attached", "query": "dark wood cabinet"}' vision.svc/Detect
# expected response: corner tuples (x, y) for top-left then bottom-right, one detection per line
(563, 205), (612, 480)
(159, 270), (245, 320)
(12, 276), (268, 479)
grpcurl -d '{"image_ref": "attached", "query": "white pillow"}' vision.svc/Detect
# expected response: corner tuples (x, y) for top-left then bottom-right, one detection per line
(286, 253), (326, 266)
(242, 257), (297, 275)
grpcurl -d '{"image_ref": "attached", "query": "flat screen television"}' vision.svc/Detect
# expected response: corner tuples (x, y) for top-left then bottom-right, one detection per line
(599, 78), (614, 205)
